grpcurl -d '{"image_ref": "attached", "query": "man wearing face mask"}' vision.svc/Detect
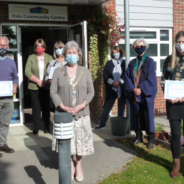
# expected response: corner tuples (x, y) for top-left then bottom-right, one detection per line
(125, 38), (157, 149)
(95, 46), (126, 130)
(0, 36), (18, 157)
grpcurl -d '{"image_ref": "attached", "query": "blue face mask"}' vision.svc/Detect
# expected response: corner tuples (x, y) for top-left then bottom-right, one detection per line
(0, 47), (8, 56)
(135, 46), (146, 55)
(113, 53), (120, 60)
(66, 55), (79, 65)
(55, 48), (63, 56)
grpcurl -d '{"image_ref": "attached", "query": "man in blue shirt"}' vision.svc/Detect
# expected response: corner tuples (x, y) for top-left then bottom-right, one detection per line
(0, 36), (18, 158)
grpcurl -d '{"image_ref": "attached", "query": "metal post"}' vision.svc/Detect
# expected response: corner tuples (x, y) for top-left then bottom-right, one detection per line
(54, 112), (73, 184)
(124, 0), (131, 134)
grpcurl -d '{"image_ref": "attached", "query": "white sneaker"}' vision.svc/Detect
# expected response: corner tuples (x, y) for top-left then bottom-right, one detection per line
(95, 125), (106, 130)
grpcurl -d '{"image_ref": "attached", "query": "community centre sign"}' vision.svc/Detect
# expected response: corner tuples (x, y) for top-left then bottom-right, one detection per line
(8, 4), (68, 21)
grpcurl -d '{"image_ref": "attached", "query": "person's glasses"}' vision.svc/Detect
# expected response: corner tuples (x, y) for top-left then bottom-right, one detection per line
(136, 45), (145, 48)
(55, 47), (63, 50)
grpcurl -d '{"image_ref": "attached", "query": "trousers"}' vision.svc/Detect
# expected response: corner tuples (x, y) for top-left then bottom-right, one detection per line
(0, 98), (14, 146)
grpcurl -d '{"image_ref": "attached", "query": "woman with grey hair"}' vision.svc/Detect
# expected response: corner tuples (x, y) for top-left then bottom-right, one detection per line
(125, 38), (157, 149)
(50, 40), (94, 182)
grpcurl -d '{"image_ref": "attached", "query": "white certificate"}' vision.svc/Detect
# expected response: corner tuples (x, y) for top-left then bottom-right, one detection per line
(164, 80), (184, 99)
(0, 81), (13, 97)
(48, 67), (57, 79)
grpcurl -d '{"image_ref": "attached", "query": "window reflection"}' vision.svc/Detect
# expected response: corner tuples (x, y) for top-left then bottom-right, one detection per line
(2, 25), (17, 49)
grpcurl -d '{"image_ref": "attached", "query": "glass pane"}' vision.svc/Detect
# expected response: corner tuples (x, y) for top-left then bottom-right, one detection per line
(146, 44), (157, 56)
(160, 44), (169, 56)
(11, 101), (20, 124)
(2, 25), (17, 49)
(122, 32), (156, 39)
(160, 30), (169, 41)
(155, 61), (157, 71)
(160, 59), (165, 72)
(119, 44), (137, 57)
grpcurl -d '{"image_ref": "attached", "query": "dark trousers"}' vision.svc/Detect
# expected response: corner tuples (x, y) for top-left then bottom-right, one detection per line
(99, 94), (126, 127)
(135, 102), (154, 143)
(30, 88), (50, 131)
(169, 119), (182, 159)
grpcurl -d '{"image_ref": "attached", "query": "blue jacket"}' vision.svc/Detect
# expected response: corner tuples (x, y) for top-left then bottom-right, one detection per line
(125, 56), (157, 132)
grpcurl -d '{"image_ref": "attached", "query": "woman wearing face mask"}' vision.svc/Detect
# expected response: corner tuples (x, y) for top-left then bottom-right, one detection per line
(125, 38), (157, 149)
(25, 38), (53, 134)
(95, 46), (126, 130)
(161, 31), (184, 178)
(50, 40), (94, 182)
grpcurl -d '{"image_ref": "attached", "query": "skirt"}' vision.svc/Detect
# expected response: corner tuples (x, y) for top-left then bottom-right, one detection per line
(52, 115), (94, 156)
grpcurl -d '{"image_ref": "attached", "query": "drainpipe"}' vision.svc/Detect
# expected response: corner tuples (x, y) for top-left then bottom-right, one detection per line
(54, 112), (74, 184)
(124, 0), (131, 133)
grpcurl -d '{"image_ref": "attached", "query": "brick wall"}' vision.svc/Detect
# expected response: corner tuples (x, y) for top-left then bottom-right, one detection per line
(173, 0), (184, 38)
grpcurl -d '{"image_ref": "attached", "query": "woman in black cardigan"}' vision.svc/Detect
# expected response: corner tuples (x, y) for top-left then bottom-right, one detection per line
(95, 46), (126, 130)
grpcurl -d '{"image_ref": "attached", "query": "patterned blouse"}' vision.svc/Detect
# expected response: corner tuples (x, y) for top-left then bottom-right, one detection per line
(161, 55), (184, 89)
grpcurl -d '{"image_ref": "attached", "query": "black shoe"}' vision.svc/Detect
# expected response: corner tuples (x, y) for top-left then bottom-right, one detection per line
(147, 143), (154, 149)
(0, 153), (2, 157)
(44, 128), (50, 134)
(134, 139), (143, 145)
(0, 144), (14, 153)
(95, 125), (106, 130)
(33, 130), (39, 134)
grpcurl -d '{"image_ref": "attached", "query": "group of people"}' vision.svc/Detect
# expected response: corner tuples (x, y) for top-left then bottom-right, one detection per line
(0, 30), (184, 181)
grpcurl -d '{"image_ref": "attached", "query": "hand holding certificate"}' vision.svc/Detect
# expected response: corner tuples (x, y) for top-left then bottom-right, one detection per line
(0, 81), (13, 97)
(164, 80), (184, 100)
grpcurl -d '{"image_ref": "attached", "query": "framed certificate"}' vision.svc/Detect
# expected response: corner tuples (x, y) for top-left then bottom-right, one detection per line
(164, 80), (184, 99)
(0, 81), (13, 97)
(48, 67), (57, 79)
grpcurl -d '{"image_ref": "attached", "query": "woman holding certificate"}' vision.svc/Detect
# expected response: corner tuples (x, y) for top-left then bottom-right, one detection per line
(161, 31), (184, 178)
(50, 40), (94, 182)
(125, 38), (157, 149)
(25, 38), (53, 134)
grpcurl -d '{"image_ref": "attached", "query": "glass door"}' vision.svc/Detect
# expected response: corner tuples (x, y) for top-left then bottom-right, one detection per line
(67, 21), (88, 68)
(0, 24), (24, 125)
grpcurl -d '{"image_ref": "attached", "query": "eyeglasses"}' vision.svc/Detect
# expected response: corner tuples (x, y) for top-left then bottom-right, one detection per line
(55, 47), (63, 50)
(136, 45), (145, 48)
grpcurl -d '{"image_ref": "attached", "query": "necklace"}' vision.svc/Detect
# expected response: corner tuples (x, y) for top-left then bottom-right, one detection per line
(61, 66), (85, 98)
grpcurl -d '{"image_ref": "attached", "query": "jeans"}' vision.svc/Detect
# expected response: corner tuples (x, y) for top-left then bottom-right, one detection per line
(30, 88), (50, 131)
(169, 119), (182, 159)
(99, 94), (126, 127)
(0, 98), (14, 146)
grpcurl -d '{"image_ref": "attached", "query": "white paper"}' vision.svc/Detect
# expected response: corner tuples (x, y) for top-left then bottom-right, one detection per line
(0, 81), (13, 96)
(48, 67), (57, 79)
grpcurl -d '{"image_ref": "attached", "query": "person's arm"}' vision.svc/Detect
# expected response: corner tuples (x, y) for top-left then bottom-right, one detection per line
(12, 60), (18, 94)
(139, 58), (157, 96)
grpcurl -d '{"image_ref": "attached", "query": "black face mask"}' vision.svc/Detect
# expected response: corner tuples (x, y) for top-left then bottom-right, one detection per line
(0, 48), (8, 56)
(135, 46), (146, 55)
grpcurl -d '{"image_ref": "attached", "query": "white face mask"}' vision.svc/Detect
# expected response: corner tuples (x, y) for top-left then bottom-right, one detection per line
(176, 43), (184, 53)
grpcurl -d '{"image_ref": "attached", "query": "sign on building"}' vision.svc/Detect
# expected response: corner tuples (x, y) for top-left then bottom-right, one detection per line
(9, 4), (68, 21)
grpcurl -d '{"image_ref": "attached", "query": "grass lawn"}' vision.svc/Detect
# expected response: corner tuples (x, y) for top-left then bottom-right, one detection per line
(99, 137), (184, 184)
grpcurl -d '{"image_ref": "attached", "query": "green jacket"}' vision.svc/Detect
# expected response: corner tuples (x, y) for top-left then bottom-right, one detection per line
(25, 53), (53, 90)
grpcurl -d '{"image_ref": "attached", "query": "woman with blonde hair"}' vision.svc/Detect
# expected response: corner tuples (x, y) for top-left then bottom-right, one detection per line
(161, 30), (184, 178)
(25, 38), (53, 134)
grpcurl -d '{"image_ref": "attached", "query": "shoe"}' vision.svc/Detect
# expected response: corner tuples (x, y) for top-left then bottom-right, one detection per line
(0, 144), (14, 153)
(95, 125), (106, 130)
(0, 153), (2, 157)
(147, 143), (154, 149)
(170, 158), (180, 178)
(44, 128), (50, 134)
(75, 176), (84, 182)
(133, 139), (143, 145)
(33, 130), (38, 134)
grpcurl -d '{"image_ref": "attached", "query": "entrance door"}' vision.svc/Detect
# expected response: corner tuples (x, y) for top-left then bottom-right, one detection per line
(67, 21), (88, 68)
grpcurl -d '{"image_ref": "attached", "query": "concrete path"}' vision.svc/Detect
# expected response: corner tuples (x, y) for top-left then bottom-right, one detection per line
(0, 116), (169, 184)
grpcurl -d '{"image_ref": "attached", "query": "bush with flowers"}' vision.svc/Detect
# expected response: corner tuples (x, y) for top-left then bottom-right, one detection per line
(87, 5), (124, 81)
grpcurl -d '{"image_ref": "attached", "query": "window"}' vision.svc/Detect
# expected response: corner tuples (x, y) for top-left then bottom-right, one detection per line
(119, 28), (172, 76)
